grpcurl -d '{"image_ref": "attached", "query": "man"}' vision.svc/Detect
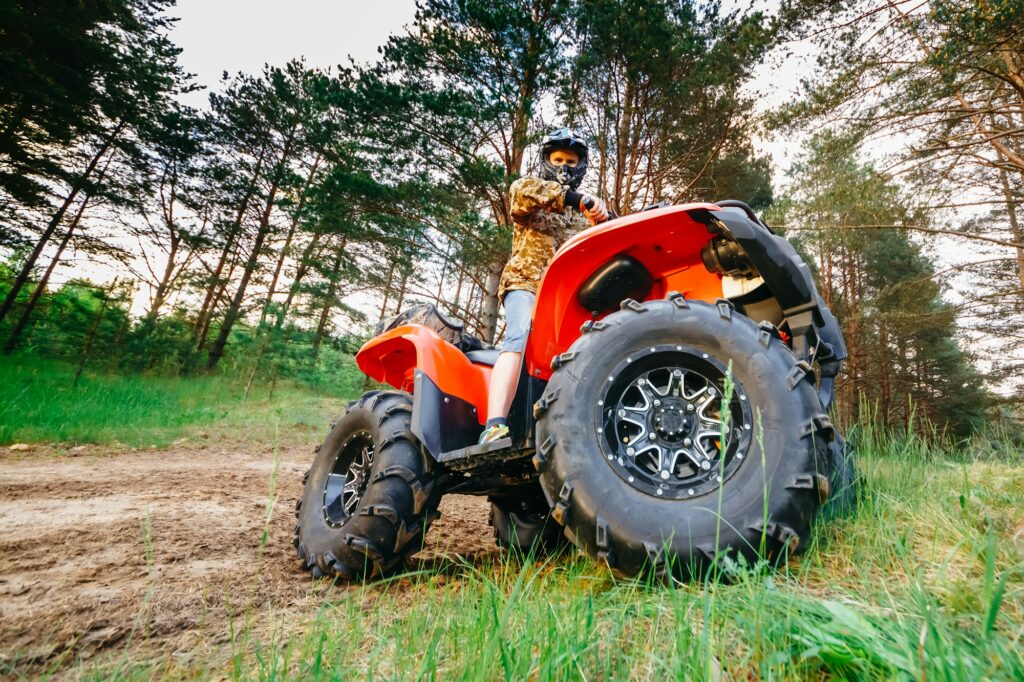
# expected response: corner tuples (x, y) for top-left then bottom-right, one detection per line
(479, 128), (609, 443)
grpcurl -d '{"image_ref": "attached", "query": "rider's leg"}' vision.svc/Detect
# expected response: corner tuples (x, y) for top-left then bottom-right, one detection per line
(480, 289), (534, 443)
(486, 351), (522, 421)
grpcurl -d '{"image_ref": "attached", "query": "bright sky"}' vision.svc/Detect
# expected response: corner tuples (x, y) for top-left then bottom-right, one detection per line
(167, 0), (809, 171)
(169, 0), (418, 107)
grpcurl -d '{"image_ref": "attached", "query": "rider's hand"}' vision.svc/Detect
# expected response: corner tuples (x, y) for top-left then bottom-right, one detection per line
(579, 195), (609, 226)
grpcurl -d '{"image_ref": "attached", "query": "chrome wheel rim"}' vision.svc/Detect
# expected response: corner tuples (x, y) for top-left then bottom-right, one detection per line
(323, 431), (374, 527)
(598, 345), (752, 499)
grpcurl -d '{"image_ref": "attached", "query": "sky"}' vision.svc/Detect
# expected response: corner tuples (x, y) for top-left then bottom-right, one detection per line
(169, 0), (419, 107)
(167, 0), (808, 170)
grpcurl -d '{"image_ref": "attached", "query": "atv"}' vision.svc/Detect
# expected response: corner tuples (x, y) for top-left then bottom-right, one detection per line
(293, 200), (853, 581)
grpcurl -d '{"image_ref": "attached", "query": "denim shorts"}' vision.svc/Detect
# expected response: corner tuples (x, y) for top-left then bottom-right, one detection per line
(500, 289), (535, 353)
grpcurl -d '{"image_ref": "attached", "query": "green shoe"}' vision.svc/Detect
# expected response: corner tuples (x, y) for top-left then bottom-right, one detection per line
(478, 423), (509, 444)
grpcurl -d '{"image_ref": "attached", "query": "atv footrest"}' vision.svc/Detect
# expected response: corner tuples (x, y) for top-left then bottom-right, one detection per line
(439, 437), (513, 463)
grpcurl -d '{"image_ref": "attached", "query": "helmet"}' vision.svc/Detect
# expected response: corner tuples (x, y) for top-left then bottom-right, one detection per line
(539, 127), (588, 190)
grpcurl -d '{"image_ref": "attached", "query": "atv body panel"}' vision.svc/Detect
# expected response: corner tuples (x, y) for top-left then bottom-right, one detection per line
(303, 198), (854, 583)
(356, 200), (847, 461)
(526, 203), (724, 381)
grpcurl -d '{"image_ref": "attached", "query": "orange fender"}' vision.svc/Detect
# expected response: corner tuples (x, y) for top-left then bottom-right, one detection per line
(525, 204), (725, 381)
(356, 324), (491, 425)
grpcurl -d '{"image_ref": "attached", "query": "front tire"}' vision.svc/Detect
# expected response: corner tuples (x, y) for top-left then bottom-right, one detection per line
(534, 295), (834, 580)
(294, 391), (440, 580)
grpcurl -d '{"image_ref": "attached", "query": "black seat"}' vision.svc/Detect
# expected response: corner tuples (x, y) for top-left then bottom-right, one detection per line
(577, 255), (654, 314)
(465, 349), (501, 366)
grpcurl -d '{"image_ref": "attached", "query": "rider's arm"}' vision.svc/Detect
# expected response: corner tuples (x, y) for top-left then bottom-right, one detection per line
(509, 177), (566, 222)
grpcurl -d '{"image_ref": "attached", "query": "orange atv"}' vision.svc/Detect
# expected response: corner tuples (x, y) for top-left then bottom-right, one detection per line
(293, 200), (853, 581)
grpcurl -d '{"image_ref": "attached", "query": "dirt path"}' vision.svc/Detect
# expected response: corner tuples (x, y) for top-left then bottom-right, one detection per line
(0, 442), (496, 673)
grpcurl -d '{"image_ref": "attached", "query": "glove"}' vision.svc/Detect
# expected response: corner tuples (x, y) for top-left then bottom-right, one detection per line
(579, 194), (609, 226)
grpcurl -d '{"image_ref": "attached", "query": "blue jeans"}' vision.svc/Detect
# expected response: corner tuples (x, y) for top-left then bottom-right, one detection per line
(500, 290), (534, 353)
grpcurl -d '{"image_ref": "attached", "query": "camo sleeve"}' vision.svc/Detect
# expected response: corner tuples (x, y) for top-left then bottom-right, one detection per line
(509, 177), (566, 225)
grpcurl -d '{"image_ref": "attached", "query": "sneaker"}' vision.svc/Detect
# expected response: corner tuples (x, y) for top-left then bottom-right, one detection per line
(478, 423), (509, 444)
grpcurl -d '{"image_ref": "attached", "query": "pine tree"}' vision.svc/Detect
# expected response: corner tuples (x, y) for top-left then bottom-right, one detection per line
(781, 131), (990, 436)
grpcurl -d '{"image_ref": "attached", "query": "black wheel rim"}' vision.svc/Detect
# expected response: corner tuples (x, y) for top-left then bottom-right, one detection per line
(323, 431), (374, 527)
(597, 344), (753, 499)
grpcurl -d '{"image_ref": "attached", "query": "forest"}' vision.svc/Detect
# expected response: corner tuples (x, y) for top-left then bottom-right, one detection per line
(4, 2), (1024, 679)
(2, 0), (1022, 439)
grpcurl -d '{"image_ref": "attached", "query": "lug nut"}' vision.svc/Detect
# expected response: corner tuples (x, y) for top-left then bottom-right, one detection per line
(654, 399), (661, 406)
(684, 438), (692, 446)
(687, 403), (695, 412)
(701, 461), (711, 470)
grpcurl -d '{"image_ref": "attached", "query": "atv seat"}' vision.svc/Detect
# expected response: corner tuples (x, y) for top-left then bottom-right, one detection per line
(465, 349), (501, 366)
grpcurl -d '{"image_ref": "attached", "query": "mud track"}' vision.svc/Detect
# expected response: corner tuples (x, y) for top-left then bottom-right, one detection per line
(0, 442), (496, 672)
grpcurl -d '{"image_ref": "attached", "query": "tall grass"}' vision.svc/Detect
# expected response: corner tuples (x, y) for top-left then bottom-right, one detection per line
(70, 431), (1024, 680)
(0, 355), (347, 446)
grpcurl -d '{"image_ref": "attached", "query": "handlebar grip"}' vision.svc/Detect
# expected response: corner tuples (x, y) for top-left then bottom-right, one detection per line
(580, 196), (595, 210)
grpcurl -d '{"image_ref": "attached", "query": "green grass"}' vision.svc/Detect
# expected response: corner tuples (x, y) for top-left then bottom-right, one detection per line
(6, 357), (1022, 679)
(0, 354), (346, 447)
(77, 431), (1024, 680)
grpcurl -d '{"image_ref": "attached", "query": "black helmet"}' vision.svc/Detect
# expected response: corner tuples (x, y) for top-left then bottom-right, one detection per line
(539, 127), (588, 190)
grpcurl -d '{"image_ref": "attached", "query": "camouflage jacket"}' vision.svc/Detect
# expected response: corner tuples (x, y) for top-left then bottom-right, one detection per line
(498, 177), (590, 299)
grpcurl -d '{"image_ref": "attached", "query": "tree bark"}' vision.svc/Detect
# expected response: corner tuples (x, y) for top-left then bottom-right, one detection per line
(4, 148), (115, 353)
(206, 125), (297, 369)
(997, 159), (1024, 293)
(480, 260), (502, 344)
(193, 145), (268, 344)
(312, 246), (345, 355)
(260, 153), (321, 325)
(0, 120), (124, 324)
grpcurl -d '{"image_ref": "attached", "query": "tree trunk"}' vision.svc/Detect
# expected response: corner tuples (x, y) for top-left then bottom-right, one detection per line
(0, 120), (124, 324)
(146, 232), (179, 324)
(278, 227), (325, 322)
(4, 147), (116, 352)
(3, 213), (79, 353)
(260, 153), (321, 325)
(997, 159), (1024, 294)
(394, 268), (409, 314)
(479, 260), (502, 344)
(73, 283), (114, 387)
(206, 126), (297, 369)
(312, 247), (345, 355)
(193, 145), (268, 344)
(195, 249), (241, 351)
(377, 259), (397, 325)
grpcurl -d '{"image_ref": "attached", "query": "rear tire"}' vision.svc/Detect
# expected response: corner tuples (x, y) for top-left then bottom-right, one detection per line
(534, 296), (834, 580)
(489, 490), (570, 555)
(294, 391), (441, 580)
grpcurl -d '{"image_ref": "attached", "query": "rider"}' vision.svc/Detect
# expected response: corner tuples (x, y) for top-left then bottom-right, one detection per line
(479, 128), (610, 444)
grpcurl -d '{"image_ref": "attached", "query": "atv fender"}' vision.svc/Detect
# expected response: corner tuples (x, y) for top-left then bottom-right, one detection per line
(702, 208), (848, 406)
(356, 324), (490, 458)
(526, 203), (725, 380)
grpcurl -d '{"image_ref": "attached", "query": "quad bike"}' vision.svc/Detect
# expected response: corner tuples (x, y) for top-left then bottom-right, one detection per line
(293, 200), (855, 581)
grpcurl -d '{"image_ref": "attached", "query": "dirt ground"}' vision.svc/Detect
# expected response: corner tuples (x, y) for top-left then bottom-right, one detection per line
(0, 440), (497, 674)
